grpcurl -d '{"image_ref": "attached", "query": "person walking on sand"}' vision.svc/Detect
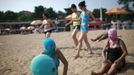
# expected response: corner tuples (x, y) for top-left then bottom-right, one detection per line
(39, 13), (55, 38)
(75, 1), (95, 59)
(65, 4), (81, 49)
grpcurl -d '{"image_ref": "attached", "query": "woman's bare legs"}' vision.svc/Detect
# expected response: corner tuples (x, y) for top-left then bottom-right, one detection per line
(75, 31), (86, 59)
(72, 28), (79, 48)
(83, 32), (92, 54)
(91, 60), (112, 75)
(106, 61), (124, 75)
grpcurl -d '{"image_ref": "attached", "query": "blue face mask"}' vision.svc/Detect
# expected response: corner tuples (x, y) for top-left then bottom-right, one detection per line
(43, 38), (56, 57)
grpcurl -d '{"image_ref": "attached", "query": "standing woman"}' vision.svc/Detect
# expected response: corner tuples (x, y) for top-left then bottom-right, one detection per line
(65, 4), (81, 48)
(75, 1), (95, 59)
(39, 13), (55, 38)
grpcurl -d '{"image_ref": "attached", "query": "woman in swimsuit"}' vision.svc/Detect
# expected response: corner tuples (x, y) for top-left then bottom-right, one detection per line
(39, 13), (55, 38)
(65, 4), (81, 48)
(42, 38), (68, 75)
(75, 1), (95, 59)
(91, 28), (128, 75)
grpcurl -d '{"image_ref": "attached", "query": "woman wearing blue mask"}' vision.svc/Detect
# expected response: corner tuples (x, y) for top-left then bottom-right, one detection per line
(42, 38), (68, 75)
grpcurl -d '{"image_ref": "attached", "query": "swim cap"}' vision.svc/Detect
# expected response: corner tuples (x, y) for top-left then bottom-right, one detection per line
(30, 54), (56, 75)
(43, 38), (56, 56)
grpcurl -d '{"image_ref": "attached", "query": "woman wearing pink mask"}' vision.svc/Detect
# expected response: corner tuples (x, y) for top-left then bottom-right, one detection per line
(91, 28), (128, 75)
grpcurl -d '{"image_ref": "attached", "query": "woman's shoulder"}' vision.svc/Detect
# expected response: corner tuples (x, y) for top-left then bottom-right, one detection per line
(117, 38), (125, 44)
(117, 38), (123, 42)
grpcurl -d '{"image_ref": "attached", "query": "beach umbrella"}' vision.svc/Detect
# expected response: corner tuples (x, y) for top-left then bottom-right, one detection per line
(105, 8), (130, 20)
(31, 20), (43, 25)
(105, 8), (129, 15)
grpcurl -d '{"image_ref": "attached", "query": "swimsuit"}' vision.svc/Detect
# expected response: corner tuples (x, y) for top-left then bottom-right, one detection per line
(42, 19), (54, 34)
(72, 12), (81, 30)
(80, 11), (90, 31)
(106, 39), (125, 67)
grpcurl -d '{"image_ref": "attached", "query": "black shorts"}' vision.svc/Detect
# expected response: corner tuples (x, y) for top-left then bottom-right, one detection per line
(73, 25), (80, 30)
(44, 30), (52, 34)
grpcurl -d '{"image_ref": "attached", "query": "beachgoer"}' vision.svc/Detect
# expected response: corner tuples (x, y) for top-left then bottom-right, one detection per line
(75, 1), (95, 59)
(39, 13), (55, 38)
(42, 38), (68, 75)
(91, 28), (128, 75)
(65, 4), (81, 48)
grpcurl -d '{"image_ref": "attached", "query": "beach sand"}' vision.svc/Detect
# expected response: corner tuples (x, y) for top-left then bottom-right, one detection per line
(0, 30), (134, 75)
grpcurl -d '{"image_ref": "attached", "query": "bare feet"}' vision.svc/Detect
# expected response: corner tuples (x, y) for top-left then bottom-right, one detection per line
(89, 51), (93, 54)
(88, 49), (93, 54)
(91, 71), (98, 75)
(74, 54), (80, 59)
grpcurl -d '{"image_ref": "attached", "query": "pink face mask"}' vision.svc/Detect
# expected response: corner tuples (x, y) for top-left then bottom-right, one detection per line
(108, 28), (117, 41)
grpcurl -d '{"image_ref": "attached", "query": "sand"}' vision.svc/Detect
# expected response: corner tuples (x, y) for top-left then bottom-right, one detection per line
(0, 30), (134, 75)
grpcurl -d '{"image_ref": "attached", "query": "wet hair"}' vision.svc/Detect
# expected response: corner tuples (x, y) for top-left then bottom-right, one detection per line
(71, 4), (77, 9)
(43, 13), (49, 18)
(78, 1), (86, 7)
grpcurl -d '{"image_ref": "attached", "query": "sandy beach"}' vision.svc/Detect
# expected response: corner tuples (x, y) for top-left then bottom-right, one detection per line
(0, 30), (134, 75)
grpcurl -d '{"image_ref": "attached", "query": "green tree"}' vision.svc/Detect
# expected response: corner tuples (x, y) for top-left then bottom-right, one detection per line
(118, 0), (129, 12)
(93, 8), (110, 21)
(18, 11), (33, 21)
(34, 5), (45, 19)
(4, 10), (18, 21)
(57, 11), (66, 19)
(0, 11), (5, 22)
(92, 9), (100, 18)
(118, 0), (134, 21)
(45, 7), (57, 19)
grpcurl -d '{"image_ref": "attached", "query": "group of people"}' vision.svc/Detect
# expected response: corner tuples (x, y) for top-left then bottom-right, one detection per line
(30, 1), (128, 75)
(65, 2), (95, 59)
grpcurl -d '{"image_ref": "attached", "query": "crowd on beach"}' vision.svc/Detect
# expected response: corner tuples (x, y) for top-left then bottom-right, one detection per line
(30, 1), (128, 75)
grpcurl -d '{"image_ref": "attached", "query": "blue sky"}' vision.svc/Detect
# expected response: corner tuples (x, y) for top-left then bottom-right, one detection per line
(0, 0), (121, 12)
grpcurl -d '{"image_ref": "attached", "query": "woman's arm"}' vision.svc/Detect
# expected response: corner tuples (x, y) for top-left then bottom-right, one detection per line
(118, 39), (128, 62)
(56, 48), (68, 75)
(39, 24), (44, 29)
(65, 14), (72, 20)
